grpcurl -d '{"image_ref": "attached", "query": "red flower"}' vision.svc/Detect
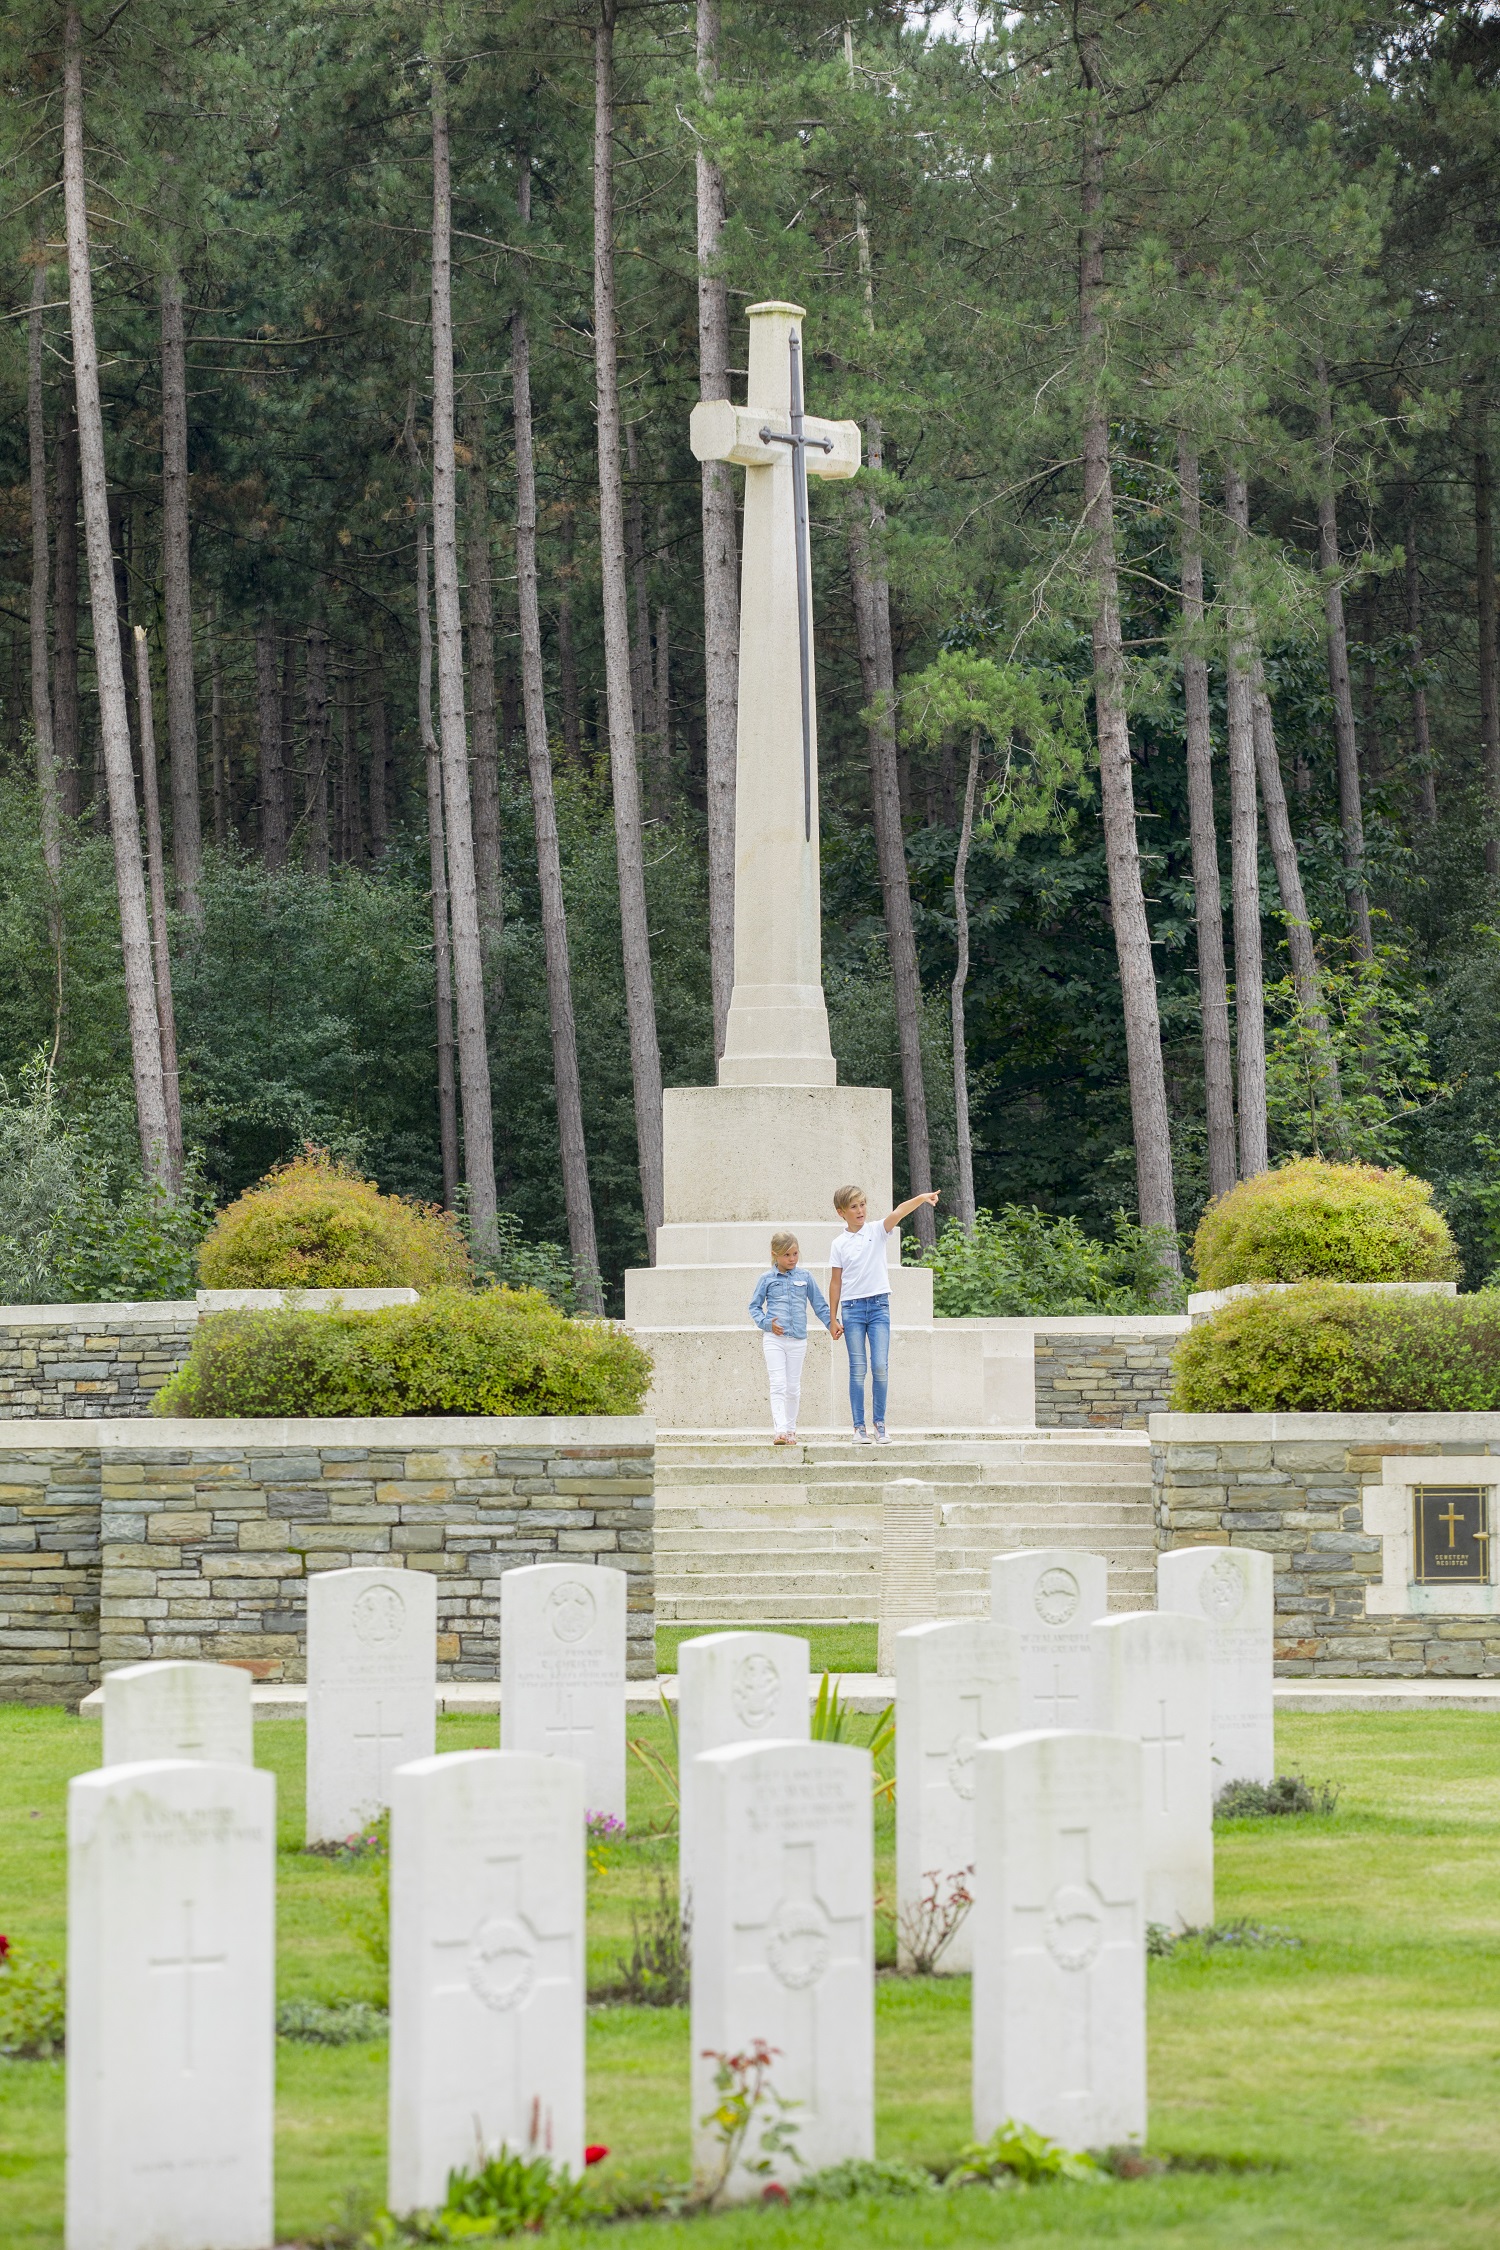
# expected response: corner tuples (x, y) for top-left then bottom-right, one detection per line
(584, 2145), (609, 2167)
(761, 2182), (789, 2204)
(0, 1934), (9, 1963)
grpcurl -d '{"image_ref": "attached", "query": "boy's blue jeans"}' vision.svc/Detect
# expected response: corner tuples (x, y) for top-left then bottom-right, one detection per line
(841, 1294), (890, 1430)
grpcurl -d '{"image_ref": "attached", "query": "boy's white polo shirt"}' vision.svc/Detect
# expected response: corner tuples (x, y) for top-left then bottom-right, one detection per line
(829, 1218), (891, 1300)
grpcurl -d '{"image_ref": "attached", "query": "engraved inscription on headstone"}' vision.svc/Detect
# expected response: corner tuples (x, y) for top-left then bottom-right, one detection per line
(677, 1632), (811, 1917)
(1158, 1546), (1275, 1789)
(501, 1562), (627, 1824)
(66, 1758), (275, 2250)
(1413, 1486), (1492, 1586)
(690, 1740), (873, 2199)
(1091, 1611), (1213, 1930)
(101, 1659), (253, 1770)
(895, 1619), (1021, 1974)
(306, 1567), (437, 1847)
(388, 1750), (584, 2210)
(991, 1550), (1108, 1732)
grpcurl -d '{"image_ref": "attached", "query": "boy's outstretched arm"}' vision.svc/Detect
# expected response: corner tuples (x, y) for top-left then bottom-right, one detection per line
(883, 1189), (941, 1233)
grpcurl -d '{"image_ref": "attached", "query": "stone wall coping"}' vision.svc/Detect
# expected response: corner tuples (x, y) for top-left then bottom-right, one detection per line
(0, 1300), (198, 1326)
(941, 1315), (1189, 1336)
(0, 1412), (655, 1449)
(1151, 1410), (1500, 1441)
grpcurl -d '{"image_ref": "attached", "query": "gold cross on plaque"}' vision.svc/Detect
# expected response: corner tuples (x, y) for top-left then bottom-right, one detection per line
(1439, 1502), (1464, 1549)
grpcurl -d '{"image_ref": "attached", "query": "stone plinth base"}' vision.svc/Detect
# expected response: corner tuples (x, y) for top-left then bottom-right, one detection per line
(661, 1084), (892, 1224)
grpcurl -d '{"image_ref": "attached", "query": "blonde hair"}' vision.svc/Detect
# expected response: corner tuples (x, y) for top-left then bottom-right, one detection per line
(833, 1184), (865, 1214)
(770, 1230), (799, 1257)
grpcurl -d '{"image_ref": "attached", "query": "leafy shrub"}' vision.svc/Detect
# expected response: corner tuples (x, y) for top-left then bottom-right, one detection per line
(275, 1998), (387, 2045)
(1170, 1283), (1500, 1412)
(0, 1936), (65, 2059)
(1147, 1918), (1304, 1958)
(791, 2159), (939, 2202)
(596, 1868), (689, 2007)
(361, 2150), (591, 2242)
(196, 1147), (471, 1292)
(1192, 1157), (1460, 1288)
(472, 1211), (579, 1312)
(1216, 1775), (1341, 1819)
(917, 1206), (1184, 1317)
(948, 2120), (1109, 2187)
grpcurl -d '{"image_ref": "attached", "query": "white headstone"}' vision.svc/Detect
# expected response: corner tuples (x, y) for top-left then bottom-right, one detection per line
(388, 1750), (584, 2210)
(306, 1566), (437, 1847)
(677, 1632), (810, 1917)
(1157, 1546), (1275, 1791)
(66, 1758), (275, 2250)
(501, 1562), (626, 1825)
(102, 1660), (252, 1769)
(1092, 1611), (1213, 1930)
(878, 1481), (938, 1674)
(894, 1619), (1021, 1974)
(690, 1740), (873, 2200)
(971, 1729), (1145, 2151)
(990, 1548), (1108, 1730)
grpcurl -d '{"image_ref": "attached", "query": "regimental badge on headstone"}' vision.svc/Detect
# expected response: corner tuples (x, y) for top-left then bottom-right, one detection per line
(1413, 1485), (1493, 1586)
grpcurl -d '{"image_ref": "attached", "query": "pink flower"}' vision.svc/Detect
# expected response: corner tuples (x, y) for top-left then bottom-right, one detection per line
(761, 2181), (789, 2203)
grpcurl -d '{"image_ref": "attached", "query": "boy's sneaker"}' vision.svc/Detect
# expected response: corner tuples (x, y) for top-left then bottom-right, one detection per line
(873, 1423), (890, 1445)
(851, 1426), (871, 1445)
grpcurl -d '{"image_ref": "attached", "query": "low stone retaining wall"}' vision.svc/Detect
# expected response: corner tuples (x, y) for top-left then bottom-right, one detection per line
(1151, 1412), (1500, 1676)
(0, 1303), (199, 1417)
(0, 1415), (655, 1703)
(1033, 1318), (1188, 1430)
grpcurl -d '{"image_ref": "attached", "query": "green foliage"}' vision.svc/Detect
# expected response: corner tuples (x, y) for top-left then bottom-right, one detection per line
(899, 650), (1090, 847)
(1192, 1158), (1460, 1287)
(1170, 1283), (1500, 1412)
(949, 2120), (1109, 2187)
(1216, 1775), (1342, 1819)
(197, 1148), (472, 1292)
(153, 1290), (652, 1420)
(361, 2149), (590, 2243)
(1147, 1919), (1305, 1959)
(1265, 947), (1444, 1167)
(596, 1868), (688, 2009)
(0, 1939), (65, 2060)
(275, 1999), (387, 2045)
(469, 1213), (577, 1313)
(917, 1206), (1186, 1316)
(790, 2158), (939, 2202)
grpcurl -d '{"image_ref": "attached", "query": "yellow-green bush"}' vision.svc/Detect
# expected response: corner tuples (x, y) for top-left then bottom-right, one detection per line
(1170, 1283), (1500, 1413)
(1192, 1158), (1459, 1288)
(196, 1148), (471, 1292)
(153, 1288), (652, 1418)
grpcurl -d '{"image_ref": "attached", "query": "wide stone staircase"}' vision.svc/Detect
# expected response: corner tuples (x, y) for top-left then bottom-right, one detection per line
(654, 1430), (1157, 1625)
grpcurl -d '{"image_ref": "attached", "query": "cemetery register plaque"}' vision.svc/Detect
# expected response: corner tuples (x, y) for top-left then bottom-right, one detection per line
(1413, 1486), (1492, 1586)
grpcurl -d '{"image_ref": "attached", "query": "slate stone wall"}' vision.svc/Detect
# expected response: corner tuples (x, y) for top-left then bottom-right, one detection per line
(1152, 1411), (1500, 1677)
(1034, 1321), (1188, 1430)
(0, 1416), (655, 1702)
(0, 1305), (198, 1417)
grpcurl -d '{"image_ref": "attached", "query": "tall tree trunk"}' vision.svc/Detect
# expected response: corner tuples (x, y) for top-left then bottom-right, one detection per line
(1223, 466), (1268, 1179)
(624, 419), (654, 749)
(368, 635), (389, 855)
(53, 386), (81, 818)
(416, 507), (459, 1207)
(1315, 358), (1374, 955)
(1251, 671), (1345, 1149)
(132, 628), (183, 1188)
(255, 619), (287, 868)
(1177, 436), (1236, 1201)
(27, 259), (62, 895)
(279, 632), (297, 850)
(1077, 61), (1177, 1248)
(653, 587), (671, 818)
(1476, 430), (1500, 879)
(62, 7), (170, 1187)
(304, 624), (330, 875)
(430, 63), (498, 1255)
(951, 727), (980, 1231)
(464, 394), (504, 978)
(513, 170), (604, 1315)
(210, 612), (226, 846)
(338, 660), (360, 864)
(159, 270), (202, 922)
(1405, 506), (1436, 823)
(594, 6), (664, 1251)
(696, 0), (738, 1062)
(558, 504), (582, 765)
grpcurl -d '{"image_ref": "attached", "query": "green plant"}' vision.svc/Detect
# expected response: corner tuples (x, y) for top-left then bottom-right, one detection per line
(276, 1999), (388, 2045)
(695, 2040), (802, 2208)
(1147, 1919), (1304, 1958)
(1170, 1283), (1500, 1412)
(916, 1207), (1185, 1317)
(361, 2149), (591, 2242)
(626, 1688), (680, 1820)
(334, 1812), (389, 2000)
(152, 1287), (652, 1419)
(790, 2158), (940, 2202)
(469, 1212), (578, 1313)
(1192, 1157), (1460, 1288)
(596, 1868), (690, 2008)
(197, 1146), (473, 1292)
(0, 1936), (65, 2059)
(1216, 1775), (1342, 1819)
(948, 2120), (1109, 2187)
(897, 1867), (974, 1975)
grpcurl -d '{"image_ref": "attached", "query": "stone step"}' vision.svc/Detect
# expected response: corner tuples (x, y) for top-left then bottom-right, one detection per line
(654, 1461), (1153, 1494)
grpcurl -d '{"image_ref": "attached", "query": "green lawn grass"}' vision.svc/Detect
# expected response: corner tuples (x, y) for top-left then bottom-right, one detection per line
(3, 1707), (1500, 2246)
(654, 1625), (878, 1675)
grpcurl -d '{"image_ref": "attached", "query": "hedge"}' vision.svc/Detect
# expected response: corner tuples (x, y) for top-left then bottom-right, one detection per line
(1191, 1157), (1459, 1289)
(1170, 1283), (1500, 1413)
(196, 1149), (472, 1292)
(153, 1289), (653, 1419)
(918, 1207), (1185, 1317)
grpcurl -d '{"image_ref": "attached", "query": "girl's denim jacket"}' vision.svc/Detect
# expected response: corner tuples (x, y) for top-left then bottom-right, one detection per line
(748, 1266), (832, 1340)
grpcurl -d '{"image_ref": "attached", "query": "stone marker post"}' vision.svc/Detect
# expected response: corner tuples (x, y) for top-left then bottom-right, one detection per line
(879, 1479), (938, 1673)
(101, 1658), (252, 1768)
(1157, 1545), (1275, 1790)
(66, 1758), (275, 2250)
(306, 1566), (437, 1847)
(1092, 1611), (1213, 1930)
(677, 1630), (810, 1921)
(388, 1749), (585, 2209)
(971, 1729), (1146, 2151)
(990, 1548), (1108, 1730)
(690, 1739), (873, 2200)
(894, 1619), (1021, 1974)
(501, 1562), (626, 1825)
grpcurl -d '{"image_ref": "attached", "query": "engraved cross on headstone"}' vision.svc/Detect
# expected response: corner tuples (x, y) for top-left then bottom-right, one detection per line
(732, 1835), (862, 2116)
(1011, 1825), (1135, 2099)
(543, 1689), (596, 1763)
(353, 1699), (408, 1803)
(1142, 1697), (1187, 1814)
(1035, 1661), (1083, 1727)
(149, 1896), (227, 2075)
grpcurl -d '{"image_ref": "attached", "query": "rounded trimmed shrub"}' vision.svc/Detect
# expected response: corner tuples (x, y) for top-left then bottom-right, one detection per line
(1191, 1158), (1459, 1288)
(1170, 1283), (1500, 1413)
(196, 1149), (472, 1292)
(152, 1288), (652, 1419)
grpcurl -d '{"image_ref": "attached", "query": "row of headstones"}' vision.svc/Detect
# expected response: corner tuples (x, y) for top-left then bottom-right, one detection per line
(68, 1543), (1272, 2246)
